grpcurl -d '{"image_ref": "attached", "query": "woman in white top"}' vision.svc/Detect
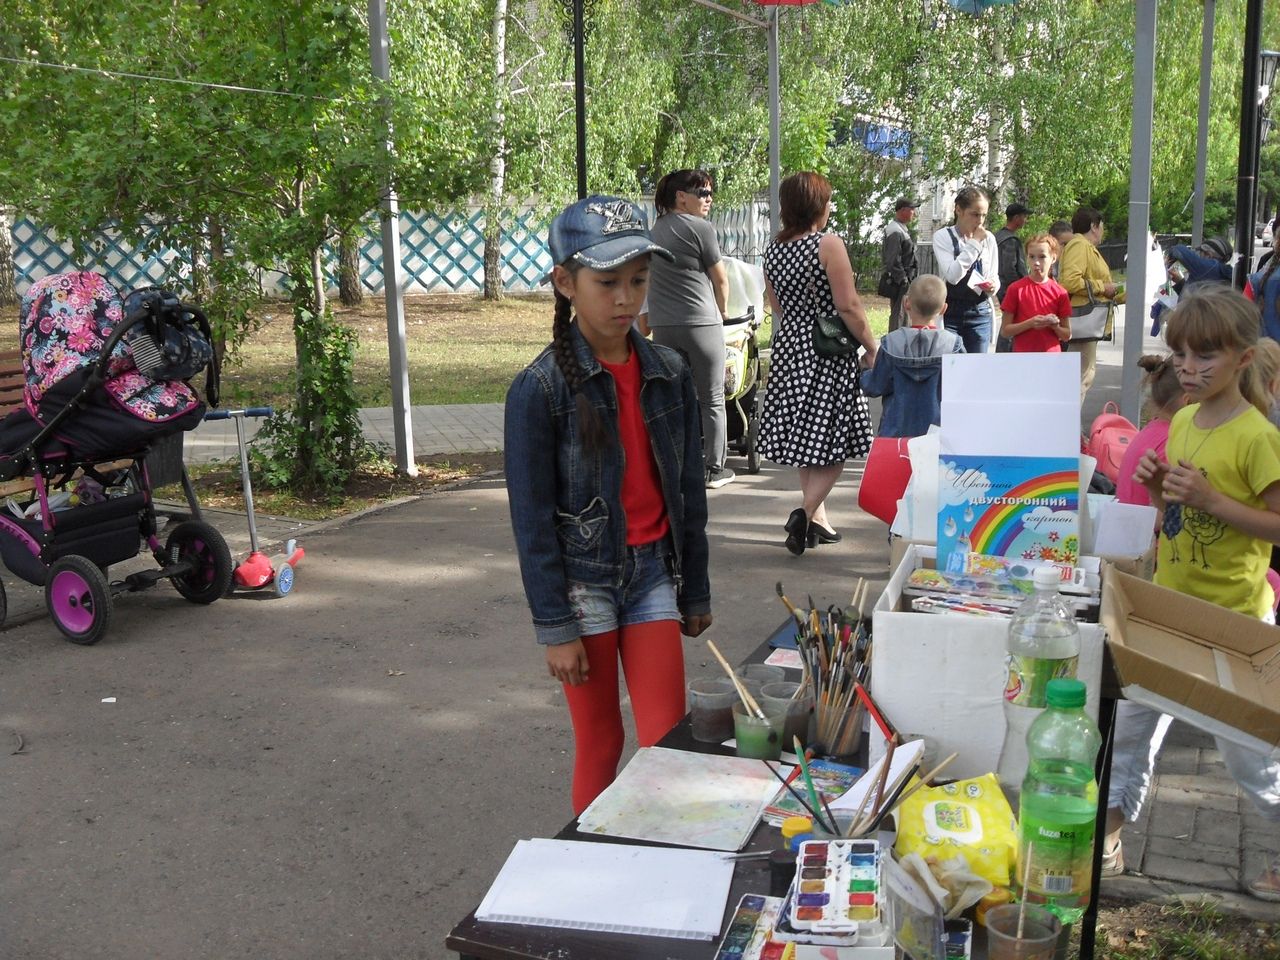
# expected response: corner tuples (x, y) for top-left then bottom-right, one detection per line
(932, 186), (1000, 354)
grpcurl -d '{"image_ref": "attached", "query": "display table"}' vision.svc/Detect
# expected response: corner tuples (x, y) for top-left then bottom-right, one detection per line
(445, 626), (1115, 960)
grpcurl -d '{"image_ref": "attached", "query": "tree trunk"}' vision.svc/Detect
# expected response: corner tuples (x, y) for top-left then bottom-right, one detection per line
(310, 244), (327, 319)
(0, 207), (17, 307)
(338, 225), (363, 306)
(483, 0), (509, 302)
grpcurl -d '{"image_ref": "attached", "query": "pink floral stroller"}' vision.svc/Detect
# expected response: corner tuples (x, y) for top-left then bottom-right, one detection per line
(0, 271), (232, 644)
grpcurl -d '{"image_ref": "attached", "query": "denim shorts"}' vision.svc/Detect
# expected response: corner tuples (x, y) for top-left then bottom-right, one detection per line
(567, 540), (679, 637)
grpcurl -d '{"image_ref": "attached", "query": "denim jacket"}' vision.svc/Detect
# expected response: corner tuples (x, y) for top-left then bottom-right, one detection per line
(504, 324), (711, 645)
(861, 326), (964, 438)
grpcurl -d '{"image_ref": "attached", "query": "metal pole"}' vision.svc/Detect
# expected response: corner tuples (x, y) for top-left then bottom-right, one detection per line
(1191, 0), (1215, 247)
(573, 0), (587, 199)
(368, 0), (416, 476)
(1122, 0), (1158, 426)
(1234, 0), (1265, 287)
(767, 9), (780, 238)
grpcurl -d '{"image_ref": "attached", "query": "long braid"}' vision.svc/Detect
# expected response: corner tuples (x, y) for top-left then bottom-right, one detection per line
(551, 286), (610, 455)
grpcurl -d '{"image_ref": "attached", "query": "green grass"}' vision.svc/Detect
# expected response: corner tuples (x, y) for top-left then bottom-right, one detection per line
(0, 291), (895, 409)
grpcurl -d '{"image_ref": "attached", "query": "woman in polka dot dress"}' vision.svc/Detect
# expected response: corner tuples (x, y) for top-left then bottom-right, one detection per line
(759, 171), (878, 555)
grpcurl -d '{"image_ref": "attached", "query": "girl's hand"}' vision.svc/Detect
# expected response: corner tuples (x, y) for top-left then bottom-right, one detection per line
(1162, 459), (1215, 510)
(1132, 449), (1166, 485)
(682, 613), (713, 638)
(546, 639), (591, 686)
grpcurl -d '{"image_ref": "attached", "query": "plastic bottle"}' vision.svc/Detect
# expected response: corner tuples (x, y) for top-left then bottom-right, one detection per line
(997, 566), (1080, 801)
(1017, 678), (1101, 925)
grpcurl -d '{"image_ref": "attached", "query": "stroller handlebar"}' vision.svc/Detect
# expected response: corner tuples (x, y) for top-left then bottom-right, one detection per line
(204, 407), (273, 421)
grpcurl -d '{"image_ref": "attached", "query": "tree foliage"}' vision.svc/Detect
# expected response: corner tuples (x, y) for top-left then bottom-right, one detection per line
(2, 0), (1279, 488)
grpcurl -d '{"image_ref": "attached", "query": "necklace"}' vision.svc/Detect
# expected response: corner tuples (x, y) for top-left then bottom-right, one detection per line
(1181, 399), (1249, 465)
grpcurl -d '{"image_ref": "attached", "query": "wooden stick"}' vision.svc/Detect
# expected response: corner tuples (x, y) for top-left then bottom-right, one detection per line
(869, 734), (898, 821)
(885, 752), (960, 815)
(1017, 841), (1035, 939)
(705, 640), (766, 719)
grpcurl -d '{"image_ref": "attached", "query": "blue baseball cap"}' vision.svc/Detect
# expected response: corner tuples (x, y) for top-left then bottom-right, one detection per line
(547, 196), (674, 272)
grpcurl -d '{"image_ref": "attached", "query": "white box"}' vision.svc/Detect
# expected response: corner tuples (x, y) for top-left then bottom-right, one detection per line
(870, 544), (1104, 778)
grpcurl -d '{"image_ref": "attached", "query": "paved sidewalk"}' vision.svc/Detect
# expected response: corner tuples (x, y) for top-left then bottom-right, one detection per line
(185, 403), (505, 464)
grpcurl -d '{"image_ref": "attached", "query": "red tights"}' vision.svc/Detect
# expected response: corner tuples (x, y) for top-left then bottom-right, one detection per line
(563, 619), (686, 815)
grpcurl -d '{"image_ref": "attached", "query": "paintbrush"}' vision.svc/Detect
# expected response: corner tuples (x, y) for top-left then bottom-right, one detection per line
(867, 734), (898, 825)
(859, 762), (920, 835)
(854, 682), (896, 742)
(705, 640), (767, 721)
(775, 582), (806, 625)
(885, 752), (960, 815)
(793, 737), (836, 833)
(761, 760), (825, 825)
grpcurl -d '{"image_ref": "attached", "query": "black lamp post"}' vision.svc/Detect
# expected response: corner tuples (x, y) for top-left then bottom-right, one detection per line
(1237, 41), (1280, 284)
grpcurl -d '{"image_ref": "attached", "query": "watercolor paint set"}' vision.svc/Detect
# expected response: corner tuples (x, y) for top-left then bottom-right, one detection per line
(788, 839), (884, 935)
(713, 895), (788, 960)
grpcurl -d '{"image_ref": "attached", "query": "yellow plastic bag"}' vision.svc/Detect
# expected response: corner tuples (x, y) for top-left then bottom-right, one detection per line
(893, 773), (1018, 887)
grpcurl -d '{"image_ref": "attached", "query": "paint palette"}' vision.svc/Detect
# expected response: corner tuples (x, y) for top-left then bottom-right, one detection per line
(788, 839), (882, 934)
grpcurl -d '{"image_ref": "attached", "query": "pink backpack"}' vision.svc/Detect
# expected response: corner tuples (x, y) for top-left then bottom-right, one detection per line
(1087, 402), (1138, 484)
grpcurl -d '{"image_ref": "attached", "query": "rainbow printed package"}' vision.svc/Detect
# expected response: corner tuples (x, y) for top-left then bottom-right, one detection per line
(936, 455), (1080, 574)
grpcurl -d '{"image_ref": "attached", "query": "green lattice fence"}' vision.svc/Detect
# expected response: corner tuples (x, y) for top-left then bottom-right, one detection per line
(11, 202), (769, 297)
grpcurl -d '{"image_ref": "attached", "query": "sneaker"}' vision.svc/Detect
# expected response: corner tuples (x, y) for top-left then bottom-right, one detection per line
(705, 466), (736, 489)
(1245, 854), (1280, 902)
(1100, 840), (1124, 879)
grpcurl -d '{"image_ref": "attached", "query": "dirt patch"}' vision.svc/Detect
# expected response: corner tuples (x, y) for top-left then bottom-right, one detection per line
(1090, 896), (1279, 958)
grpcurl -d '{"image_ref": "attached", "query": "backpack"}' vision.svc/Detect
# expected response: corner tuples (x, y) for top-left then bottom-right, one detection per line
(1086, 402), (1138, 484)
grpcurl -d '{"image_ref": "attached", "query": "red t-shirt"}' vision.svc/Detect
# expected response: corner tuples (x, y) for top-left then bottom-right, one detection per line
(1000, 276), (1072, 353)
(599, 351), (670, 546)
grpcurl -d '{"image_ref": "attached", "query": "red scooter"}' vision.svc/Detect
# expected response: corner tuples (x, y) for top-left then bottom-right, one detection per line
(203, 407), (304, 597)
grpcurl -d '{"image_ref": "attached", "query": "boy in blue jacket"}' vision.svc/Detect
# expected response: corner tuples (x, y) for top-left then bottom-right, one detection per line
(863, 274), (964, 438)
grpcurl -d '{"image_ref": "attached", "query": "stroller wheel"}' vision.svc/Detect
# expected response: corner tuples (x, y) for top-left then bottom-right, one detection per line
(0, 578), (7, 630)
(745, 414), (762, 475)
(166, 520), (234, 604)
(46, 556), (112, 645)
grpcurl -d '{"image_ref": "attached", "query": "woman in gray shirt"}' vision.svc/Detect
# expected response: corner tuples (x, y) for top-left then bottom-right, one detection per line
(641, 169), (732, 488)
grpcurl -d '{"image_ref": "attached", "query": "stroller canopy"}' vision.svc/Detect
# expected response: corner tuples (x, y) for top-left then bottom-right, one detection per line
(20, 272), (200, 424)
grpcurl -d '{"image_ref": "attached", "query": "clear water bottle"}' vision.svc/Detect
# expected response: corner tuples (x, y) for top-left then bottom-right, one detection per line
(1017, 678), (1101, 924)
(997, 566), (1080, 802)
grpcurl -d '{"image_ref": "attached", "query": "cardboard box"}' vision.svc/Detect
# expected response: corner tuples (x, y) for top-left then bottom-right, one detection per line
(870, 544), (1105, 779)
(1101, 568), (1280, 759)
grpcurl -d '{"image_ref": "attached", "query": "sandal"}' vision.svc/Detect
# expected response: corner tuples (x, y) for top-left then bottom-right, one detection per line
(1245, 855), (1280, 902)
(1100, 840), (1124, 878)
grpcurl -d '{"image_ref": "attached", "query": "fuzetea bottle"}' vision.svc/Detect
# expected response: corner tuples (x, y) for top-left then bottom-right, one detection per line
(1016, 678), (1101, 924)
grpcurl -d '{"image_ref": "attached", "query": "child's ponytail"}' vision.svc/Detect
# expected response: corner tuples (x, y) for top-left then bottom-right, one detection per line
(1137, 353), (1182, 415)
(551, 285), (611, 455)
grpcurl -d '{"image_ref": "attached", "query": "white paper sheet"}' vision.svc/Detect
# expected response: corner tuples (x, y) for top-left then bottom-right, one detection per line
(829, 738), (926, 817)
(1092, 499), (1158, 558)
(939, 401), (1080, 458)
(475, 838), (734, 940)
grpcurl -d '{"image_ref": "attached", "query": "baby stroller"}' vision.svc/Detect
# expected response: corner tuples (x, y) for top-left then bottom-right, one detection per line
(0, 271), (232, 644)
(723, 306), (763, 474)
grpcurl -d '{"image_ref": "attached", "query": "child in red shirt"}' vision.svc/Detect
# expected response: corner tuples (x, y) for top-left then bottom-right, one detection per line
(1000, 234), (1072, 352)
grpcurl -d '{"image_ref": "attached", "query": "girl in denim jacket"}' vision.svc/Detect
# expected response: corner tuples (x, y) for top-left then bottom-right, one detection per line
(505, 196), (713, 813)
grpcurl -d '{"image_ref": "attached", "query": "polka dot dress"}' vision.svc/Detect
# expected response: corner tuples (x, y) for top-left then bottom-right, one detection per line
(759, 232), (874, 466)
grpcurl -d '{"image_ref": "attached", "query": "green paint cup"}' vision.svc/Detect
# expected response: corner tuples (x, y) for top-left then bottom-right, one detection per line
(733, 701), (785, 761)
